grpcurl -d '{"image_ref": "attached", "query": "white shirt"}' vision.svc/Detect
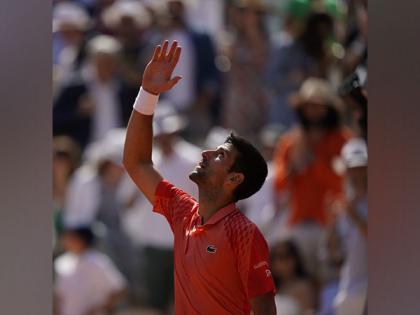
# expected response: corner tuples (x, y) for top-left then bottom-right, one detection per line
(55, 250), (126, 315)
(165, 29), (196, 111)
(89, 79), (121, 142)
(122, 139), (200, 248)
(64, 165), (100, 227)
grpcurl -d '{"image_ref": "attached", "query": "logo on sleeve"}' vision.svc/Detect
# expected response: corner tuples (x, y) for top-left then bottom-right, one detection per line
(253, 261), (269, 269)
(206, 245), (217, 254)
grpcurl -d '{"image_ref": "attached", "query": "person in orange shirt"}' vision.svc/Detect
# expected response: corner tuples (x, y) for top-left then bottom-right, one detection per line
(123, 40), (276, 314)
(273, 78), (352, 277)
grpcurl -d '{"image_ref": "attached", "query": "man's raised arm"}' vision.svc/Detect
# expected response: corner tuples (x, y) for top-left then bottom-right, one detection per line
(123, 41), (182, 204)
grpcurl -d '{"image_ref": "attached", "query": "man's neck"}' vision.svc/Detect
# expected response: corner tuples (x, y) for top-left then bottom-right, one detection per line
(198, 188), (233, 224)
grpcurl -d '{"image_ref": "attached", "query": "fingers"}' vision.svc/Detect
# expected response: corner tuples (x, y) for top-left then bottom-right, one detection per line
(166, 41), (178, 61)
(152, 45), (161, 61)
(158, 41), (169, 61)
(154, 40), (180, 64)
(170, 46), (182, 68)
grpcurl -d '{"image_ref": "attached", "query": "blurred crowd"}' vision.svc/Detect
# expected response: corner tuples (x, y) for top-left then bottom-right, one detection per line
(52, 0), (368, 315)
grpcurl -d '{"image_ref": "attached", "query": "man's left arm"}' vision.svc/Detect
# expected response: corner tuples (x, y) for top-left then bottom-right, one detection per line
(245, 229), (277, 315)
(250, 292), (276, 315)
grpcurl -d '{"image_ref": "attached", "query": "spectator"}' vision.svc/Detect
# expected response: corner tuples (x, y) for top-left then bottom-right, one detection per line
(54, 225), (127, 315)
(222, 0), (269, 145)
(333, 138), (367, 315)
(53, 1), (91, 93)
(341, 1), (367, 76)
(62, 129), (138, 295)
(53, 136), (81, 249)
(265, 2), (336, 129)
(122, 103), (200, 313)
(102, 0), (153, 88)
(273, 78), (352, 277)
(53, 35), (137, 149)
(271, 239), (316, 315)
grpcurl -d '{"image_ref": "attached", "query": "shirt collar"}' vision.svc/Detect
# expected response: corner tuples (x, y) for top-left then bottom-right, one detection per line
(199, 203), (237, 226)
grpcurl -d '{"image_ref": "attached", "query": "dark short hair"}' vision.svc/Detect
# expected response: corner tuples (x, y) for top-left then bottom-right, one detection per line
(63, 225), (95, 247)
(225, 133), (268, 202)
(270, 239), (309, 289)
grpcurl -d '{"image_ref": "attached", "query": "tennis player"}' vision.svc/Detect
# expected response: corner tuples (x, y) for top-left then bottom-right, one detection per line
(123, 40), (276, 314)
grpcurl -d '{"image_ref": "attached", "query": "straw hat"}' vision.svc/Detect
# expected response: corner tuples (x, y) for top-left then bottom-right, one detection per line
(289, 77), (343, 111)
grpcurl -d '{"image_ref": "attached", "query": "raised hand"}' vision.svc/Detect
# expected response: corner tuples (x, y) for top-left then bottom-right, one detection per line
(142, 40), (182, 95)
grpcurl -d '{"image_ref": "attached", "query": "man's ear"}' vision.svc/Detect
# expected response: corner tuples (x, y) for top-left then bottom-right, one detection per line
(227, 172), (244, 187)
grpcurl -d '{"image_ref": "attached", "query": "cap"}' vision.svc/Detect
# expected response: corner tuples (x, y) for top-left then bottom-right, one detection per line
(341, 138), (367, 168)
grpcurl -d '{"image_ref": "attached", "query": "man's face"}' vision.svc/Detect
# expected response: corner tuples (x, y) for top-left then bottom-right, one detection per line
(61, 233), (85, 254)
(92, 53), (119, 82)
(301, 101), (328, 122)
(189, 143), (239, 190)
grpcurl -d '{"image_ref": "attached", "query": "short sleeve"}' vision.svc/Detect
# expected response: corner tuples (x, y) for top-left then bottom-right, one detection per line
(246, 230), (276, 299)
(153, 179), (197, 231)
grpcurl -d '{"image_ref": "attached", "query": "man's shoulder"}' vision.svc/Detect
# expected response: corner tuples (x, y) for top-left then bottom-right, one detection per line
(223, 210), (269, 258)
(224, 210), (259, 240)
(158, 180), (196, 199)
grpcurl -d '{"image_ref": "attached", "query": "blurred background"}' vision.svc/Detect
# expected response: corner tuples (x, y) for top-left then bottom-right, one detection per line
(52, 0), (368, 314)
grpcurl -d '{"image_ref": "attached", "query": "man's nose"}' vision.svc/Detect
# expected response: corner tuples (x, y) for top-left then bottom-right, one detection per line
(201, 150), (212, 159)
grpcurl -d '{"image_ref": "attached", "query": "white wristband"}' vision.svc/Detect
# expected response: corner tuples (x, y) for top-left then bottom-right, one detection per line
(133, 87), (159, 115)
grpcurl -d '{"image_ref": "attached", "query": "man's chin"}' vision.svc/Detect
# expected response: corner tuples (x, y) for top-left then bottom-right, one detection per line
(189, 169), (204, 183)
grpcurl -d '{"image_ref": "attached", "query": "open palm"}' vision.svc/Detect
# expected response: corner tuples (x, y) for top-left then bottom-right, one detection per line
(142, 40), (182, 95)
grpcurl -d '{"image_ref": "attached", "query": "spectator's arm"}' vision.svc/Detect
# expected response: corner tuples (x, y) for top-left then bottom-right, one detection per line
(123, 41), (182, 204)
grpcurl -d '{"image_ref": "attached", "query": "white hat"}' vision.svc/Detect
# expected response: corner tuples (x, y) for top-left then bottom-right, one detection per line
(153, 101), (187, 137)
(102, 0), (152, 30)
(53, 2), (91, 32)
(341, 138), (367, 168)
(83, 128), (126, 166)
(87, 35), (122, 56)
